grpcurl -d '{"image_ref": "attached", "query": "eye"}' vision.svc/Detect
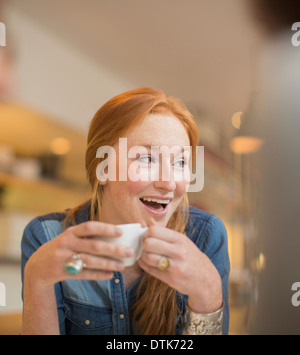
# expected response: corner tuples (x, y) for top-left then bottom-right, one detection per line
(138, 155), (155, 164)
(173, 158), (187, 168)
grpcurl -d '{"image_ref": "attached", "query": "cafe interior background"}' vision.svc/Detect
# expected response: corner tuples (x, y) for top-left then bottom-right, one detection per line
(0, 0), (299, 335)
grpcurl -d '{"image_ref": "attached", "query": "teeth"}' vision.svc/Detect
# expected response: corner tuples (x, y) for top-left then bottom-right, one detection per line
(141, 197), (171, 204)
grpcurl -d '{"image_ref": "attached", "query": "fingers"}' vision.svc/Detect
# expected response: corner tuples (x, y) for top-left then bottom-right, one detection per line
(143, 236), (174, 256)
(71, 237), (133, 259)
(140, 222), (188, 280)
(140, 250), (170, 269)
(56, 222), (134, 282)
(65, 221), (134, 260)
(143, 223), (181, 244)
(70, 221), (123, 239)
(141, 219), (182, 269)
(137, 258), (172, 285)
(79, 253), (125, 272)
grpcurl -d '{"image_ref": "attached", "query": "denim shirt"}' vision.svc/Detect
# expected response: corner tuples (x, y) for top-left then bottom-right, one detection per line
(21, 203), (230, 335)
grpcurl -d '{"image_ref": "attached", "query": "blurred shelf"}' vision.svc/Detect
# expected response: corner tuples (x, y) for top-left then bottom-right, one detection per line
(0, 170), (88, 192)
(0, 171), (90, 215)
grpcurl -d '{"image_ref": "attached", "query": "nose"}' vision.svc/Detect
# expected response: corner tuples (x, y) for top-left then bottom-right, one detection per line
(153, 178), (176, 191)
(152, 164), (176, 192)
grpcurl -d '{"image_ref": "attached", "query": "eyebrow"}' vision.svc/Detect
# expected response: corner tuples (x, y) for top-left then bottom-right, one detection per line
(129, 143), (189, 152)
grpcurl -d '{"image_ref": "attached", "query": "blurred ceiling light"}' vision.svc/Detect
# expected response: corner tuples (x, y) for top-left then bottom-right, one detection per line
(231, 111), (243, 129)
(230, 136), (264, 154)
(50, 137), (71, 155)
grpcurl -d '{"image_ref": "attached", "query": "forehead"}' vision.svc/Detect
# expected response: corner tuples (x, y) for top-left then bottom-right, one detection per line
(126, 113), (190, 147)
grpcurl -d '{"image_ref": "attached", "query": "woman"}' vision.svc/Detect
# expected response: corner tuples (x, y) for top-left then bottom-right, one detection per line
(21, 87), (230, 335)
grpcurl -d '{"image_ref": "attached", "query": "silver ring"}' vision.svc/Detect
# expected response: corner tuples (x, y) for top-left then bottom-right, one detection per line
(64, 253), (85, 275)
(158, 256), (171, 271)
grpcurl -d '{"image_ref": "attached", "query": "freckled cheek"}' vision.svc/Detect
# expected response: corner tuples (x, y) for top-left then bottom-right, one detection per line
(115, 180), (150, 200)
(175, 180), (189, 198)
(174, 167), (190, 193)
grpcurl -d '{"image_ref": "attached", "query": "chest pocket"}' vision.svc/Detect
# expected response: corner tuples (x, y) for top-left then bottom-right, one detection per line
(63, 299), (113, 335)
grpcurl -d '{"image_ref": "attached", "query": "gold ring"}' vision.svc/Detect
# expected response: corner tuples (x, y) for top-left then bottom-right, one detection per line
(158, 256), (170, 271)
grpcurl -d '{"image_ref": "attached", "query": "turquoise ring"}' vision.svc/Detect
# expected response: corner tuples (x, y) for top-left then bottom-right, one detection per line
(64, 253), (84, 275)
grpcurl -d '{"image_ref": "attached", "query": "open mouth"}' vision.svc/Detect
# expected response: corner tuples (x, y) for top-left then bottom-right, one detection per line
(139, 197), (170, 212)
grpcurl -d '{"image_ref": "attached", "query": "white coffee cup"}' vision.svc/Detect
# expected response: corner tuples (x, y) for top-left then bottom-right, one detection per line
(96, 223), (148, 266)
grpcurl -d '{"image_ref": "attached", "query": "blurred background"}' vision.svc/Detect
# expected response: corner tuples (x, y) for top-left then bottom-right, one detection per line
(0, 0), (299, 335)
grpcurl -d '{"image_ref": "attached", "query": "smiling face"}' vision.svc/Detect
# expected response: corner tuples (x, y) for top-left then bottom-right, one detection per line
(100, 113), (191, 227)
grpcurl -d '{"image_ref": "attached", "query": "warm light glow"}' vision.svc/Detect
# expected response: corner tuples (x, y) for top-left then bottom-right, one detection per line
(50, 137), (71, 155)
(230, 136), (264, 154)
(232, 112), (243, 129)
(258, 253), (266, 270)
(252, 252), (266, 272)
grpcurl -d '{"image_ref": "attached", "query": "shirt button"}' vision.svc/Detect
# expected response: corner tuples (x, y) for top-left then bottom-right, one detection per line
(114, 278), (120, 284)
(85, 319), (91, 326)
(119, 313), (125, 320)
